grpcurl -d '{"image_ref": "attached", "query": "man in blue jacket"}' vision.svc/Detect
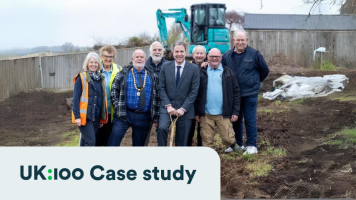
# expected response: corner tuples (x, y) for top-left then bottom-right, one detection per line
(222, 30), (269, 155)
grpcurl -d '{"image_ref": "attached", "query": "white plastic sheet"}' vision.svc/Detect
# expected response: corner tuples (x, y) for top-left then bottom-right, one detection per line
(263, 74), (349, 101)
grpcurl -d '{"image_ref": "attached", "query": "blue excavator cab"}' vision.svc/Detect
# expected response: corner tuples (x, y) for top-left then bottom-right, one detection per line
(190, 3), (230, 53)
(156, 3), (230, 55)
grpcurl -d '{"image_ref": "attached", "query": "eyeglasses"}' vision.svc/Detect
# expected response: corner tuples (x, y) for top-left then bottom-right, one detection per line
(209, 56), (220, 59)
(102, 55), (114, 59)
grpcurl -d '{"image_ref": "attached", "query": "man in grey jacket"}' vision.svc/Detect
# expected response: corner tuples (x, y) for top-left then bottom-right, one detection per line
(157, 41), (200, 146)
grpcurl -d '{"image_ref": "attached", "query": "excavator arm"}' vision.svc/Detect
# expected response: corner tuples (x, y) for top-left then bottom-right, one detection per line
(156, 8), (191, 51)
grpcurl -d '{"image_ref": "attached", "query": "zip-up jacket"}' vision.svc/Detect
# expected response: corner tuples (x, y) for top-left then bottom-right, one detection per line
(72, 72), (108, 125)
(222, 45), (269, 97)
(195, 65), (240, 118)
(111, 65), (160, 122)
(145, 57), (167, 77)
(101, 62), (122, 122)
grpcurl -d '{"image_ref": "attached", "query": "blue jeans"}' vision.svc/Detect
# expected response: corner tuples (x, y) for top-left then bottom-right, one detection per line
(108, 110), (151, 146)
(233, 94), (258, 147)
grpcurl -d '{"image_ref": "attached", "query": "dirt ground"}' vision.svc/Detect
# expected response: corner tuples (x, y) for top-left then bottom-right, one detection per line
(1, 54), (356, 198)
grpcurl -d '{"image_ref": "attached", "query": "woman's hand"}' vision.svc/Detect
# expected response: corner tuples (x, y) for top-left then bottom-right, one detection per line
(75, 119), (81, 127)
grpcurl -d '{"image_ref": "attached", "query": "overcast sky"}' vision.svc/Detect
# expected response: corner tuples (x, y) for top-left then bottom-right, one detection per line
(0, 0), (340, 50)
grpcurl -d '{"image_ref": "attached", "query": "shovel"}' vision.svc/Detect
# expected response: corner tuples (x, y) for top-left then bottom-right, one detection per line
(168, 115), (179, 147)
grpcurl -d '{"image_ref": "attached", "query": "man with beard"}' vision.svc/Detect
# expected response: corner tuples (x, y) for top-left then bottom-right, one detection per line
(108, 49), (160, 146)
(145, 41), (167, 77)
(157, 42), (200, 146)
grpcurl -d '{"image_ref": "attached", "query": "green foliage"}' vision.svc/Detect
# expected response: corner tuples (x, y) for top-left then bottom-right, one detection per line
(321, 59), (337, 71)
(313, 59), (336, 71)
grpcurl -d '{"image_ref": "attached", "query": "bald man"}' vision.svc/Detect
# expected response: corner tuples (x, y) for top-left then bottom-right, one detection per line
(195, 48), (242, 151)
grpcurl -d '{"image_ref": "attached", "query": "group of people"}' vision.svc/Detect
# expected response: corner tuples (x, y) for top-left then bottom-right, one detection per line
(71, 30), (269, 154)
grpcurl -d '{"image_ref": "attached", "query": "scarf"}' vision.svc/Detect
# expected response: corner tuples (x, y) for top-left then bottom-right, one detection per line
(88, 71), (101, 81)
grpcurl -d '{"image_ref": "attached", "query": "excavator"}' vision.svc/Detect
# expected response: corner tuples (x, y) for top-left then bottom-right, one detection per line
(156, 3), (230, 57)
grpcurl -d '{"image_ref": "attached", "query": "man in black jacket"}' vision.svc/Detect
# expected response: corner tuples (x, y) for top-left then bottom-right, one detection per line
(145, 41), (167, 77)
(195, 48), (242, 151)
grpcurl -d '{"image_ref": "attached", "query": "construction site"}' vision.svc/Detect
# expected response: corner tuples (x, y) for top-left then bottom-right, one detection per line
(1, 1), (356, 198)
(1, 53), (356, 198)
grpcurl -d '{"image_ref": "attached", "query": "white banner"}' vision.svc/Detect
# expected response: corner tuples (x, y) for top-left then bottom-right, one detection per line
(0, 147), (220, 200)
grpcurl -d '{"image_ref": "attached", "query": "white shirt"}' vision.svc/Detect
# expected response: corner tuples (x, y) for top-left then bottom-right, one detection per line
(175, 61), (185, 78)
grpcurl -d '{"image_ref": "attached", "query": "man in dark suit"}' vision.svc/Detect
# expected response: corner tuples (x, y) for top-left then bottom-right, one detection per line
(157, 41), (200, 146)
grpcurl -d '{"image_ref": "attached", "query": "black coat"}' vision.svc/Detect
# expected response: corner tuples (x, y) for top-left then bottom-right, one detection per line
(195, 65), (240, 118)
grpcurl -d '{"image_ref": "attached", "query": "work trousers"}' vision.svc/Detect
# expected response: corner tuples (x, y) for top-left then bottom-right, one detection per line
(200, 114), (235, 148)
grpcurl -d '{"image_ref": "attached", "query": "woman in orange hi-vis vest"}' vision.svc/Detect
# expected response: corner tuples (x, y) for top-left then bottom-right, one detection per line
(72, 52), (108, 146)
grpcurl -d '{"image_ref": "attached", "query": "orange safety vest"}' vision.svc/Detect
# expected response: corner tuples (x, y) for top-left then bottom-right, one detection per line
(71, 72), (108, 126)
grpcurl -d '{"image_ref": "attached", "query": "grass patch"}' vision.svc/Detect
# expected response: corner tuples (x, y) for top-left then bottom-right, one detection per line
(56, 130), (80, 146)
(333, 95), (356, 102)
(262, 146), (287, 158)
(259, 108), (272, 114)
(327, 128), (356, 147)
(221, 152), (240, 160)
(287, 99), (304, 105)
(273, 100), (282, 106)
(241, 153), (257, 161)
(313, 59), (336, 71)
(246, 161), (273, 177)
(341, 128), (356, 138)
(327, 140), (344, 145)
(258, 94), (263, 101)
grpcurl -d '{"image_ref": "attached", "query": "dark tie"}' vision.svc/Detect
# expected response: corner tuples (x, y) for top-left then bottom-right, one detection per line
(176, 66), (181, 87)
(138, 72), (145, 110)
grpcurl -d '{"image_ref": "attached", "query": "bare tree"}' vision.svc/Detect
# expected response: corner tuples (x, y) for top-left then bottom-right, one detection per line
(61, 42), (75, 52)
(303, 0), (356, 14)
(168, 23), (184, 45)
(92, 36), (105, 50)
(340, 0), (356, 14)
(225, 10), (244, 47)
(225, 10), (244, 31)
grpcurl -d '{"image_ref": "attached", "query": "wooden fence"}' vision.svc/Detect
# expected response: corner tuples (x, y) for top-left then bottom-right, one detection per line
(0, 46), (149, 101)
(246, 30), (356, 68)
